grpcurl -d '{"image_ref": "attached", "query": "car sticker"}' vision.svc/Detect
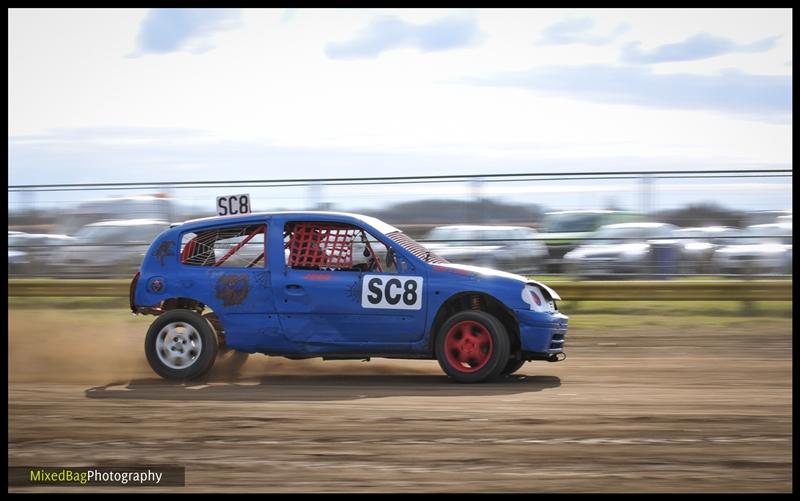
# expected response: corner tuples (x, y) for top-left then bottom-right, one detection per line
(153, 240), (175, 267)
(361, 275), (423, 310)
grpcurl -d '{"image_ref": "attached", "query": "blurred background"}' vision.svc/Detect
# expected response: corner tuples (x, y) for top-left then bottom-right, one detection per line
(8, 9), (792, 494)
(7, 171), (793, 279)
(8, 9), (791, 281)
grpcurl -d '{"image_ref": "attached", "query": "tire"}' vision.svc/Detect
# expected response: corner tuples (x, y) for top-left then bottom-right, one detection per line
(501, 358), (526, 376)
(202, 312), (249, 377)
(145, 310), (218, 380)
(435, 310), (510, 383)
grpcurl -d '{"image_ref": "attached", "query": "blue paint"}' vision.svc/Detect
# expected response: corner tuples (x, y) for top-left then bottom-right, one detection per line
(132, 212), (568, 358)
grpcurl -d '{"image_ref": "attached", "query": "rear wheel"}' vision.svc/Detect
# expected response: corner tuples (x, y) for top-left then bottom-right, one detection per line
(145, 310), (218, 380)
(435, 310), (510, 383)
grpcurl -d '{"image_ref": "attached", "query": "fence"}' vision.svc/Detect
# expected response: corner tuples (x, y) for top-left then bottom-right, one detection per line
(8, 169), (793, 279)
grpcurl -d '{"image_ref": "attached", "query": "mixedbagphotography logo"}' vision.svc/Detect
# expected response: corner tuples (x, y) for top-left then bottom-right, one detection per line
(8, 466), (186, 487)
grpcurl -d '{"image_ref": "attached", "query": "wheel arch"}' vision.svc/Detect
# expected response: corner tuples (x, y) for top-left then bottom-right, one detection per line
(428, 291), (520, 355)
(137, 296), (228, 348)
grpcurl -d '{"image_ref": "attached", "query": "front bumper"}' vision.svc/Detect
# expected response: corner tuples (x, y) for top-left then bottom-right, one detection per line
(514, 309), (569, 355)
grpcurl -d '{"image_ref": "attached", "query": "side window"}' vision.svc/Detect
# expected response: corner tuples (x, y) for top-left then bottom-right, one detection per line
(181, 224), (266, 268)
(284, 221), (397, 273)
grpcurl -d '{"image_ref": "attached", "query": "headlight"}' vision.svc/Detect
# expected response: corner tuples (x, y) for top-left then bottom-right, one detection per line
(521, 284), (556, 313)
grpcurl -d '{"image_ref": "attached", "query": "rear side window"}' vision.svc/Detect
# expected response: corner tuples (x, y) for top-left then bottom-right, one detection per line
(180, 224), (266, 268)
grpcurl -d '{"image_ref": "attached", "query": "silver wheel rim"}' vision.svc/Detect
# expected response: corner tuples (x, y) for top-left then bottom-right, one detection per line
(155, 322), (203, 370)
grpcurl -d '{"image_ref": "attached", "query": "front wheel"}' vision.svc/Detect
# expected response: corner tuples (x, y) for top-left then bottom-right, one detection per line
(501, 358), (526, 376)
(145, 310), (218, 380)
(435, 310), (510, 383)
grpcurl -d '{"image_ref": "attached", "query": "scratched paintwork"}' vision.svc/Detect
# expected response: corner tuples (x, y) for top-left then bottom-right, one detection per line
(132, 212), (568, 356)
(153, 240), (175, 267)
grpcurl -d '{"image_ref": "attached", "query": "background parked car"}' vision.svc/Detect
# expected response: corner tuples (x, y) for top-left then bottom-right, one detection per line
(672, 226), (740, 274)
(8, 231), (76, 276)
(423, 225), (548, 273)
(563, 222), (679, 278)
(712, 222), (792, 275)
(537, 210), (641, 272)
(52, 219), (170, 277)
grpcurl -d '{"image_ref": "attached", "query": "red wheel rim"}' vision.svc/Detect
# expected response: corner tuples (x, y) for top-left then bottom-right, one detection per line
(444, 320), (494, 373)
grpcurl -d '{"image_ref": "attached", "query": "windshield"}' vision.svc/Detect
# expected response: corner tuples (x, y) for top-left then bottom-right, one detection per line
(591, 226), (672, 244)
(427, 227), (533, 243)
(426, 228), (467, 241)
(543, 214), (602, 233)
(739, 226), (792, 245)
(74, 225), (163, 244)
(475, 229), (521, 240)
(387, 231), (448, 264)
(674, 228), (738, 242)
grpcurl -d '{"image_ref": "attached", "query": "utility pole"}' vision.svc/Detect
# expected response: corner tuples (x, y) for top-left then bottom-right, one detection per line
(471, 177), (485, 223)
(307, 182), (323, 210)
(641, 174), (653, 218)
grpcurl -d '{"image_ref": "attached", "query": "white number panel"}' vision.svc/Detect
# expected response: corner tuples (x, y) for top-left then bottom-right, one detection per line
(361, 275), (423, 310)
(216, 194), (251, 216)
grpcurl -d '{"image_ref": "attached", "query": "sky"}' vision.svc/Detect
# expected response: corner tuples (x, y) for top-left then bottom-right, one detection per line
(7, 8), (793, 213)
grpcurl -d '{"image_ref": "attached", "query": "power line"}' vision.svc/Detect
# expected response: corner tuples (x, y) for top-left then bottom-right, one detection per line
(8, 169), (793, 192)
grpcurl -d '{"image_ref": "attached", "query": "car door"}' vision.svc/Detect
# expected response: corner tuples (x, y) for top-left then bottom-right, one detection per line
(176, 219), (279, 350)
(272, 218), (428, 347)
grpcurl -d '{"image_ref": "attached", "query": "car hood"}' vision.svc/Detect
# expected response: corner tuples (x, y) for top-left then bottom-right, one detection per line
(566, 243), (649, 259)
(716, 244), (790, 256)
(432, 263), (560, 300)
(427, 243), (504, 252)
(538, 231), (592, 240)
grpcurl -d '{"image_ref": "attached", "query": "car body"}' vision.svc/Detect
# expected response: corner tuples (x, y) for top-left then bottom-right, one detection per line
(744, 210), (792, 227)
(55, 194), (179, 235)
(712, 222), (792, 275)
(53, 219), (171, 277)
(8, 231), (76, 276)
(562, 222), (679, 278)
(537, 210), (641, 272)
(672, 226), (739, 274)
(130, 212), (568, 383)
(422, 225), (548, 273)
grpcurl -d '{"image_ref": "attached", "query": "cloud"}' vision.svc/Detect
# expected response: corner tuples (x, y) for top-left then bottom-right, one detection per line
(129, 8), (242, 57)
(10, 127), (209, 144)
(280, 9), (296, 23)
(325, 14), (483, 59)
(465, 65), (791, 122)
(537, 17), (628, 46)
(622, 33), (781, 64)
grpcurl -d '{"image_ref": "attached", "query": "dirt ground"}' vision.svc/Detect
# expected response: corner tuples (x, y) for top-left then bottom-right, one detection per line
(8, 308), (792, 492)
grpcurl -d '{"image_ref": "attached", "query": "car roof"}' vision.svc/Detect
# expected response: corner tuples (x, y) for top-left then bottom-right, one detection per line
(14, 233), (75, 239)
(430, 225), (532, 231)
(86, 219), (170, 227)
(747, 222), (792, 230)
(599, 222), (674, 229)
(674, 226), (735, 233)
(544, 210), (626, 215)
(179, 211), (400, 235)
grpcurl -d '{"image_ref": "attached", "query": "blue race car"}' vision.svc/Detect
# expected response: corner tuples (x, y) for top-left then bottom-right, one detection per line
(129, 212), (568, 383)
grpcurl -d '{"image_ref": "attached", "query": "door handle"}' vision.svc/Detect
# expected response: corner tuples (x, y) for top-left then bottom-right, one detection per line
(285, 284), (305, 296)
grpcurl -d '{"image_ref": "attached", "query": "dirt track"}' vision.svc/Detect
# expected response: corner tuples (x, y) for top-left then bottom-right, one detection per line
(8, 312), (792, 492)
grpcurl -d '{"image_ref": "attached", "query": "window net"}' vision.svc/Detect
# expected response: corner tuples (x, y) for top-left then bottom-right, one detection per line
(181, 224), (266, 268)
(286, 222), (361, 270)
